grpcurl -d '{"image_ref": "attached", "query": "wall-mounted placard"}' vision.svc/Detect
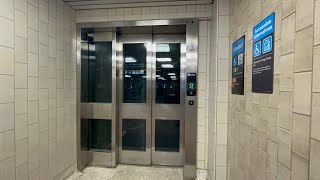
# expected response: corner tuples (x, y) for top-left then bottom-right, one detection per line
(231, 36), (245, 95)
(252, 12), (275, 94)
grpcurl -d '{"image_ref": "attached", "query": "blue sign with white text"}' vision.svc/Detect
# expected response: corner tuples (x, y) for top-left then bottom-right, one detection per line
(253, 13), (275, 43)
(252, 13), (275, 94)
(232, 36), (245, 57)
(232, 36), (245, 95)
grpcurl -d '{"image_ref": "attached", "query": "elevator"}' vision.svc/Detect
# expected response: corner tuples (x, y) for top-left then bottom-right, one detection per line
(77, 19), (198, 179)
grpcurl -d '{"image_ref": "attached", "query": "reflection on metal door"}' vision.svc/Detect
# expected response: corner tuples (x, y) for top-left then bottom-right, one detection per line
(152, 35), (185, 166)
(118, 35), (152, 165)
(118, 34), (185, 166)
(80, 31), (117, 168)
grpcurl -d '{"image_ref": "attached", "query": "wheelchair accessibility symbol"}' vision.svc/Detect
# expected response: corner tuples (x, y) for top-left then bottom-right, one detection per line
(233, 57), (237, 67)
(254, 42), (261, 57)
(263, 36), (272, 53)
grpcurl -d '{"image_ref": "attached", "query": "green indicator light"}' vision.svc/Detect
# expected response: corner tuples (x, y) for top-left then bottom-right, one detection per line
(188, 82), (196, 91)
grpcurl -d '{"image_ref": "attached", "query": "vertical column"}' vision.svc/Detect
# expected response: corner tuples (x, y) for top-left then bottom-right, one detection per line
(56, 0), (65, 176)
(27, 0), (40, 179)
(205, 19), (211, 171)
(48, 0), (58, 179)
(39, 0), (49, 179)
(70, 7), (77, 168)
(63, 3), (74, 169)
(197, 20), (208, 170)
(14, 0), (28, 179)
(215, 0), (230, 179)
(207, 1), (217, 179)
(310, 1), (320, 178)
(184, 20), (199, 180)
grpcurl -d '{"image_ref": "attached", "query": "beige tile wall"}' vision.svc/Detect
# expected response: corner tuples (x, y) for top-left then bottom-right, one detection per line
(197, 19), (211, 170)
(0, 0), (77, 179)
(207, 0), (230, 180)
(76, 5), (212, 22)
(228, 0), (320, 180)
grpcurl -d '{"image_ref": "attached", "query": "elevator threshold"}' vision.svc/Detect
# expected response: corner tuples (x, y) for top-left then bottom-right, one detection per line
(67, 164), (183, 180)
(67, 165), (208, 180)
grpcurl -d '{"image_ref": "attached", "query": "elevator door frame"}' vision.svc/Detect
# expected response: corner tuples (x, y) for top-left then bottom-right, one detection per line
(77, 19), (199, 179)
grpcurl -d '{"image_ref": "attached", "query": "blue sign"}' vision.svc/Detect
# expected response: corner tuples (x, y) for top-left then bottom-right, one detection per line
(263, 36), (272, 53)
(252, 13), (275, 94)
(254, 42), (261, 57)
(232, 36), (245, 95)
(232, 36), (245, 57)
(253, 13), (275, 43)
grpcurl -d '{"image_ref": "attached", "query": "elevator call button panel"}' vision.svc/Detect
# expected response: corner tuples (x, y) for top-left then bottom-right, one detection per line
(187, 73), (197, 96)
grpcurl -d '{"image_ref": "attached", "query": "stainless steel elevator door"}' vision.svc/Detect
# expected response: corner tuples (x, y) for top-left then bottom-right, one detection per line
(80, 31), (117, 168)
(151, 35), (185, 166)
(118, 34), (185, 166)
(118, 35), (152, 165)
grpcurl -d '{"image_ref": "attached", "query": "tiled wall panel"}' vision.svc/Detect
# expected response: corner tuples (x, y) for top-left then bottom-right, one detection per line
(0, 0), (77, 179)
(229, 0), (320, 180)
(76, 5), (212, 22)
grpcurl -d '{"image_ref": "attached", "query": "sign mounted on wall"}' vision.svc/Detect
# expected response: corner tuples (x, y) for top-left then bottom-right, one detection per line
(232, 36), (245, 95)
(252, 12), (275, 94)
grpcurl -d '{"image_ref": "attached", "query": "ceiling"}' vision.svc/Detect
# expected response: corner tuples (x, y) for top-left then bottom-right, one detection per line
(63, 0), (212, 9)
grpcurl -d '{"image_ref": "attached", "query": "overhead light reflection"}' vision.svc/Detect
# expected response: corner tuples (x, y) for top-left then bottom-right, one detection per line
(125, 57), (137, 63)
(157, 58), (172, 62)
(88, 45), (95, 52)
(161, 64), (174, 68)
(156, 44), (170, 52)
(168, 73), (175, 76)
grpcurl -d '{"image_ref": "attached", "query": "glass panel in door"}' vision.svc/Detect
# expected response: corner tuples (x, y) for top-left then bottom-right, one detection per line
(81, 42), (113, 103)
(123, 43), (147, 103)
(156, 43), (181, 104)
(122, 119), (146, 151)
(119, 35), (152, 166)
(155, 119), (180, 152)
(152, 35), (186, 166)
